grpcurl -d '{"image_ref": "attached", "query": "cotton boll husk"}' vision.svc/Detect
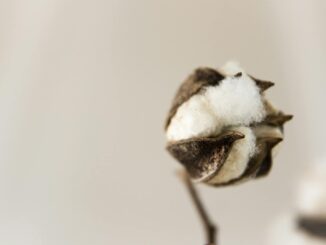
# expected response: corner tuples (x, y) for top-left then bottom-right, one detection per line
(254, 125), (283, 156)
(205, 74), (266, 127)
(263, 99), (279, 116)
(254, 125), (283, 139)
(296, 159), (326, 218)
(208, 126), (256, 184)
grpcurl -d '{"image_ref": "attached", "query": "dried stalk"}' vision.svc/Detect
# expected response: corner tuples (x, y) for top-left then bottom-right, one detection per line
(178, 170), (217, 245)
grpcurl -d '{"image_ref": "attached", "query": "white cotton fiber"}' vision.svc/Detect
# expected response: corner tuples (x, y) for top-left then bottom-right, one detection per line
(205, 74), (266, 127)
(218, 61), (243, 76)
(166, 71), (266, 141)
(166, 93), (222, 141)
(208, 126), (257, 184)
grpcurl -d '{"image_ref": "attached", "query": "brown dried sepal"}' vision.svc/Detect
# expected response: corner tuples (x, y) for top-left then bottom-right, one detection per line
(210, 137), (282, 187)
(249, 75), (275, 92)
(166, 131), (244, 181)
(264, 112), (293, 127)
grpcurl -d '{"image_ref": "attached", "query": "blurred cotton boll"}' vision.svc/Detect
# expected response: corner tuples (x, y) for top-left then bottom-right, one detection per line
(268, 159), (326, 245)
(297, 159), (326, 218)
(267, 214), (325, 245)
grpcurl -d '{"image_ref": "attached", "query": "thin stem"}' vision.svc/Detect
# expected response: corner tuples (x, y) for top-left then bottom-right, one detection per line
(178, 170), (217, 245)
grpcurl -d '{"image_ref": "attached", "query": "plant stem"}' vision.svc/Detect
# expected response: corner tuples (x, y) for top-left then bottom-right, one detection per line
(178, 170), (217, 245)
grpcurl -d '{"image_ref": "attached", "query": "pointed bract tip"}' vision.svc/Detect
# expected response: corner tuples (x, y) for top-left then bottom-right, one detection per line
(282, 114), (293, 123)
(221, 131), (245, 143)
(264, 113), (293, 126)
(256, 80), (275, 92)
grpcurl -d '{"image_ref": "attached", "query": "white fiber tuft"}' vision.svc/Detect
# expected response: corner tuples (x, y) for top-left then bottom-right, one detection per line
(166, 93), (221, 141)
(166, 68), (266, 141)
(205, 73), (266, 127)
(219, 61), (243, 76)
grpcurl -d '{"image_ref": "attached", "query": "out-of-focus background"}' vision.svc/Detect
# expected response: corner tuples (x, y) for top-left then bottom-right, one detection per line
(0, 1), (325, 245)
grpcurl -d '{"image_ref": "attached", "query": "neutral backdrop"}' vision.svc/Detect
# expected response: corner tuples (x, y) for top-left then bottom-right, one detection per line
(0, 1), (325, 245)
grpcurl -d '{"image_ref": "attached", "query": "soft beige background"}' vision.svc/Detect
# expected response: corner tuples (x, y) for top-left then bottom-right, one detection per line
(0, 1), (325, 245)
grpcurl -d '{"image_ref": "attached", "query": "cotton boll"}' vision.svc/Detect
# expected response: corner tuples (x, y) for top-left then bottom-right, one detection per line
(166, 93), (222, 141)
(268, 161), (326, 245)
(297, 160), (326, 218)
(205, 74), (266, 127)
(268, 215), (325, 245)
(208, 126), (256, 184)
(165, 61), (292, 186)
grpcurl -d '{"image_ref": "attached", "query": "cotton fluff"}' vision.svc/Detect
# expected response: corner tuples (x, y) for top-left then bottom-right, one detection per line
(219, 60), (243, 76)
(166, 93), (221, 141)
(166, 73), (266, 141)
(205, 73), (265, 127)
(207, 126), (256, 184)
